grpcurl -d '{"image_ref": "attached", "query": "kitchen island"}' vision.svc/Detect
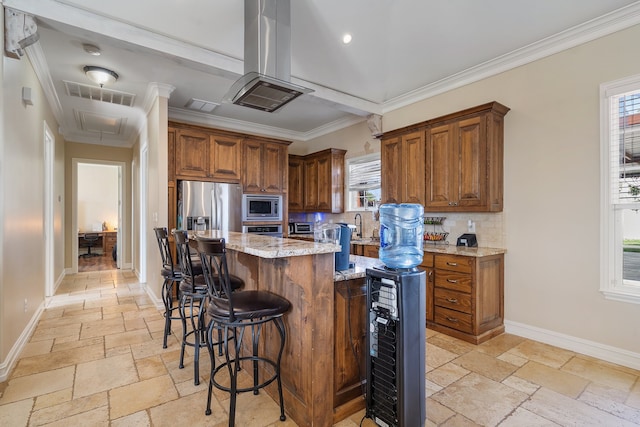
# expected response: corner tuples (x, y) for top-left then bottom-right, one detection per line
(192, 231), (372, 426)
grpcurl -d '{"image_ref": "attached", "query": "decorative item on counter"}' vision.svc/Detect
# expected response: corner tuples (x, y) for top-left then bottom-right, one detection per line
(102, 221), (108, 231)
(423, 216), (449, 244)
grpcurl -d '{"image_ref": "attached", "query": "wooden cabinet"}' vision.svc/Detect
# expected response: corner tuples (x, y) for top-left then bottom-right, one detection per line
(243, 140), (287, 194)
(103, 231), (117, 257)
(380, 102), (509, 212)
(173, 124), (242, 183)
(289, 148), (346, 213)
(288, 155), (305, 211)
(333, 278), (367, 420)
(363, 245), (378, 258)
(427, 252), (504, 344)
(168, 122), (290, 232)
(381, 131), (425, 205)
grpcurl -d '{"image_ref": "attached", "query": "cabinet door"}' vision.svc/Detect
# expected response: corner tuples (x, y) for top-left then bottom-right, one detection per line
(261, 142), (285, 193)
(381, 136), (402, 203)
(210, 134), (242, 182)
(425, 123), (457, 208)
(457, 116), (486, 208)
(175, 129), (210, 179)
(288, 155), (304, 211)
(363, 245), (378, 258)
(242, 140), (263, 193)
(303, 157), (319, 210)
(316, 154), (332, 211)
(402, 131), (425, 205)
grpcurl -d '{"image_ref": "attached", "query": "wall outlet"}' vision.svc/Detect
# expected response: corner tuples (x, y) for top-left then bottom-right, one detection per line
(467, 220), (476, 233)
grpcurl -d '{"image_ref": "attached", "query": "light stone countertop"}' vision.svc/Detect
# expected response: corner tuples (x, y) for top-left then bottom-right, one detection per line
(334, 255), (384, 282)
(351, 238), (506, 257)
(190, 230), (340, 259)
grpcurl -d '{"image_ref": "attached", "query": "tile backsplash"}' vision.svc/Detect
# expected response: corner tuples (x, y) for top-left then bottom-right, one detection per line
(288, 210), (505, 249)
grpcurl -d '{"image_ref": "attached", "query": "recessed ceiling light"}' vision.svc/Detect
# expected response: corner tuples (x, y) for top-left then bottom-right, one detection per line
(342, 33), (352, 44)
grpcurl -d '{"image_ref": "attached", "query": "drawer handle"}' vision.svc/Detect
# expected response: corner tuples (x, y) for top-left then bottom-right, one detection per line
(446, 298), (458, 304)
(447, 262), (458, 266)
(447, 279), (458, 284)
(445, 316), (459, 323)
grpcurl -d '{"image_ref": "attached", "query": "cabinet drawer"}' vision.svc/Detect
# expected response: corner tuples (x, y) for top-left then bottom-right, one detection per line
(435, 306), (473, 334)
(435, 270), (472, 293)
(434, 288), (471, 314)
(435, 254), (472, 273)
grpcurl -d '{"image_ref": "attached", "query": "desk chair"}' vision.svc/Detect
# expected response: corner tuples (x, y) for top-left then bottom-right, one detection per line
(197, 237), (290, 426)
(80, 233), (100, 258)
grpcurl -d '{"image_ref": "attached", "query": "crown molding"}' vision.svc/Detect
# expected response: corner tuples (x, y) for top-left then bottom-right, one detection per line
(383, 1), (640, 114)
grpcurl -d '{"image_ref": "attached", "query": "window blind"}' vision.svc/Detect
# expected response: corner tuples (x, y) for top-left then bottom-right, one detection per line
(610, 92), (640, 204)
(348, 158), (381, 191)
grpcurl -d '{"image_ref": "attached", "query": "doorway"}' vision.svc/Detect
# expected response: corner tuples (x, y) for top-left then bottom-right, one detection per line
(72, 159), (124, 273)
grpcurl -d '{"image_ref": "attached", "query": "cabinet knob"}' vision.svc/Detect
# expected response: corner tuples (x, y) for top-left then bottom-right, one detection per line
(446, 298), (458, 304)
(445, 316), (459, 323)
(447, 279), (458, 284)
(447, 262), (458, 266)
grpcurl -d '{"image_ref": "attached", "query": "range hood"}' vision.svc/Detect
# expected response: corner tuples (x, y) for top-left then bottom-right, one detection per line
(225, 0), (312, 113)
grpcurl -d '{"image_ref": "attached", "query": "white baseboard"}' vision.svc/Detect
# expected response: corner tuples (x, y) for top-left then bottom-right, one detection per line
(0, 301), (46, 382)
(505, 320), (640, 371)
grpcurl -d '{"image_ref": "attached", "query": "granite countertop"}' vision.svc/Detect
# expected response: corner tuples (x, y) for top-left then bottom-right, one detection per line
(190, 230), (340, 259)
(334, 255), (384, 282)
(351, 237), (505, 257)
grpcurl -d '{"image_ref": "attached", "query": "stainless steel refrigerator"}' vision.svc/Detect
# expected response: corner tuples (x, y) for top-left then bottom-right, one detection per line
(178, 181), (242, 232)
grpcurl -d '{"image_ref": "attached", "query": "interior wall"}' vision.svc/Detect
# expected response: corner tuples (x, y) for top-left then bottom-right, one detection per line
(381, 24), (640, 355)
(144, 94), (169, 303)
(1, 36), (64, 367)
(77, 163), (118, 232)
(64, 143), (132, 269)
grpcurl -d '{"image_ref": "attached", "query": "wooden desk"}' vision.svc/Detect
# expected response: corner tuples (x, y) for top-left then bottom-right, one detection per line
(78, 231), (117, 256)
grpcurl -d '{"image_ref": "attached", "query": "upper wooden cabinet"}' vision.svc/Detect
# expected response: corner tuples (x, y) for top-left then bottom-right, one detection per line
(288, 155), (304, 211)
(172, 123), (242, 183)
(242, 140), (287, 194)
(290, 148), (346, 213)
(381, 102), (509, 212)
(381, 131), (425, 205)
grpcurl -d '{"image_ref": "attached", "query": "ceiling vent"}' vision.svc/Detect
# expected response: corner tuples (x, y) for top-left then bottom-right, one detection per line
(64, 81), (135, 107)
(185, 98), (219, 113)
(225, 0), (312, 113)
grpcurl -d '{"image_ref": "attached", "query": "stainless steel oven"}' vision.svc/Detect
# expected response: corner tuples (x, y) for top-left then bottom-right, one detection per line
(242, 224), (283, 237)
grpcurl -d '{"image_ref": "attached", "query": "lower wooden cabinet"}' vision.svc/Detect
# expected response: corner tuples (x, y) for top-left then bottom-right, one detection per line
(427, 253), (504, 344)
(333, 278), (367, 419)
(103, 232), (117, 257)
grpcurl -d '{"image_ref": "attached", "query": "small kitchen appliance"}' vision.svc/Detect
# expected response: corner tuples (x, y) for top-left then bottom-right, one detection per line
(292, 222), (314, 234)
(314, 223), (353, 271)
(456, 233), (478, 247)
(242, 194), (282, 222)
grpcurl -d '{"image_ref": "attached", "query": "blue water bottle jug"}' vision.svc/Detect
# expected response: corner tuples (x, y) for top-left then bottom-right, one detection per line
(379, 203), (424, 269)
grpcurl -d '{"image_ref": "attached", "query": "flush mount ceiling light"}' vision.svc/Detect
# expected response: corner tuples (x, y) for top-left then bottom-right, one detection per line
(83, 66), (118, 87)
(342, 33), (352, 44)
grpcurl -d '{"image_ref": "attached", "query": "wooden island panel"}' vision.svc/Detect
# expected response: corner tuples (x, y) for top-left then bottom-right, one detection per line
(226, 248), (336, 427)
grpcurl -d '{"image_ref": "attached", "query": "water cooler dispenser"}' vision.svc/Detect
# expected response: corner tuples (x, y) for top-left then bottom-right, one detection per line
(365, 203), (426, 427)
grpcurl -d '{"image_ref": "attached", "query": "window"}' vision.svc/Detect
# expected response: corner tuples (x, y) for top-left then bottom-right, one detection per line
(346, 154), (381, 211)
(600, 74), (640, 304)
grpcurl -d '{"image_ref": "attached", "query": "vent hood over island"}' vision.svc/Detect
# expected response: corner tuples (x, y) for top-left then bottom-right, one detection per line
(225, 0), (312, 113)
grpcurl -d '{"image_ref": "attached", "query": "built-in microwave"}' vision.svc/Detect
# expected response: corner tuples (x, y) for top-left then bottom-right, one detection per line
(242, 194), (282, 222)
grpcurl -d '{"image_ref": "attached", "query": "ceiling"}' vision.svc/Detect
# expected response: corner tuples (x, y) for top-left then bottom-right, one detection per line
(5, 0), (640, 147)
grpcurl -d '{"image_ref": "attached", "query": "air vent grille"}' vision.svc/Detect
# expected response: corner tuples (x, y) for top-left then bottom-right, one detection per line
(64, 81), (135, 107)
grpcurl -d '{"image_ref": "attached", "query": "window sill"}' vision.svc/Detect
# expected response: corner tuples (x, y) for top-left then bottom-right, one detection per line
(601, 287), (640, 304)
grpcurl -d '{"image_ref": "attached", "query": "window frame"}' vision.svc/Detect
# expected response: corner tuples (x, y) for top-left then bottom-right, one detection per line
(345, 153), (381, 212)
(600, 73), (640, 304)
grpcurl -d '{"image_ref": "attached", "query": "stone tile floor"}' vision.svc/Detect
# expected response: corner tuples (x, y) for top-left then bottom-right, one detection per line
(1, 269), (639, 426)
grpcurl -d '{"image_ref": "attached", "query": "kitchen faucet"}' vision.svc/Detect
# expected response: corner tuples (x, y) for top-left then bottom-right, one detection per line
(354, 213), (362, 238)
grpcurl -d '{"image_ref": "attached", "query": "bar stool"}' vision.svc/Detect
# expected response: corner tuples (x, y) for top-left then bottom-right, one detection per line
(153, 227), (182, 349)
(197, 237), (291, 426)
(173, 229), (208, 385)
